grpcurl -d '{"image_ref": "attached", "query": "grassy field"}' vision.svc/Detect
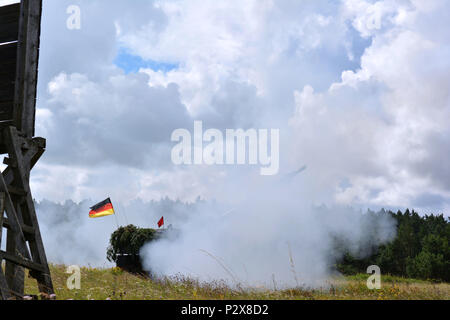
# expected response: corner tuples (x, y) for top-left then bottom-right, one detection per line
(21, 264), (450, 300)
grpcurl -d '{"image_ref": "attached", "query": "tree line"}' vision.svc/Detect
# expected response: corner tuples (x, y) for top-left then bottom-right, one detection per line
(336, 209), (450, 281)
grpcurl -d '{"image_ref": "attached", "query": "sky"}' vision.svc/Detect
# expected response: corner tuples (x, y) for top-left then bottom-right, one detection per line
(18, 0), (448, 214)
(0, 0), (449, 285)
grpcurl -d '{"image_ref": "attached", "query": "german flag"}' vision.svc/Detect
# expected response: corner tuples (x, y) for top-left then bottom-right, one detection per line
(89, 198), (115, 218)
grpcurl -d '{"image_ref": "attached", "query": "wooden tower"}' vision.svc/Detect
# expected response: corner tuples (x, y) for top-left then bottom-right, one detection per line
(0, 0), (54, 299)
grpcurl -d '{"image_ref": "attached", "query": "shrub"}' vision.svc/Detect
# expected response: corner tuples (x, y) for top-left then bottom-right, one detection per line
(107, 225), (159, 263)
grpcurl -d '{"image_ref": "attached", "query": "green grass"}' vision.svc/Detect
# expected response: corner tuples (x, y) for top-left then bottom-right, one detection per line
(22, 264), (450, 300)
(345, 273), (429, 284)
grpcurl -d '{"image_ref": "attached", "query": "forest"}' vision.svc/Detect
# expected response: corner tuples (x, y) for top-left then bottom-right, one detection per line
(337, 209), (450, 282)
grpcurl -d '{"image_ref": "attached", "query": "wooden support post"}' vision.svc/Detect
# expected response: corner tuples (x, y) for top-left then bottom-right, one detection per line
(14, 0), (43, 138)
(0, 193), (4, 248)
(0, 192), (11, 300)
(1, 127), (53, 296)
(0, 265), (12, 300)
(0, 168), (30, 297)
(0, 127), (53, 298)
(0, 0), (53, 299)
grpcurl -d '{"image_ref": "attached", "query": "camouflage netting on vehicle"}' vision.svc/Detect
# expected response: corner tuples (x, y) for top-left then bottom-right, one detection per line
(107, 224), (163, 264)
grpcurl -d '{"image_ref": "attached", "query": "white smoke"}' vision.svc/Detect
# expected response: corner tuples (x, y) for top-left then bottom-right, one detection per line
(33, 184), (396, 289)
(140, 176), (397, 288)
(34, 198), (212, 267)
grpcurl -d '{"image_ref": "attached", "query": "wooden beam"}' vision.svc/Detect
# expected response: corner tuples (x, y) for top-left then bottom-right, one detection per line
(13, 0), (43, 137)
(4, 127), (53, 294)
(0, 193), (4, 249)
(0, 251), (46, 273)
(5, 227), (25, 295)
(0, 3), (21, 24)
(0, 3), (20, 44)
(0, 41), (18, 71)
(7, 186), (27, 196)
(0, 270), (12, 300)
(0, 41), (17, 122)
(2, 136), (44, 186)
(2, 217), (35, 236)
(0, 0), (53, 299)
(0, 167), (31, 261)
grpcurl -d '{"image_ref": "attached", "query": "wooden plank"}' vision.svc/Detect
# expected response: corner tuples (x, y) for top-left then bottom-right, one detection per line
(0, 56), (17, 71)
(0, 100), (14, 122)
(0, 109), (13, 122)
(0, 26), (17, 123)
(0, 41), (17, 59)
(0, 192), (6, 300)
(29, 137), (45, 169)
(0, 122), (14, 141)
(0, 168), (29, 297)
(14, 0), (43, 137)
(5, 229), (25, 295)
(0, 22), (19, 44)
(0, 54), (17, 88)
(2, 137), (43, 185)
(0, 269), (12, 300)
(0, 3), (21, 21)
(0, 74), (15, 88)
(7, 186), (27, 197)
(0, 43), (18, 99)
(0, 193), (4, 249)
(0, 84), (15, 100)
(2, 217), (35, 236)
(0, 3), (21, 43)
(0, 166), (31, 261)
(0, 193), (5, 300)
(4, 127), (53, 294)
(0, 251), (46, 273)
(4, 198), (26, 296)
(0, 67), (17, 90)
(0, 2), (52, 298)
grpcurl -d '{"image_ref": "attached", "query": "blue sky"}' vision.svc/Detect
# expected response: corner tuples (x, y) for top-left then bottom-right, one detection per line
(114, 48), (179, 74)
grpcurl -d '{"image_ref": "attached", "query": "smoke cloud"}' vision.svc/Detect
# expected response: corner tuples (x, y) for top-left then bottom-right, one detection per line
(31, 187), (396, 289)
(140, 176), (397, 288)
(32, 197), (216, 267)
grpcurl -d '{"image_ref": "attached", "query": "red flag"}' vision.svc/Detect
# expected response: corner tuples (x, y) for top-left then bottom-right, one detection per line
(157, 216), (164, 228)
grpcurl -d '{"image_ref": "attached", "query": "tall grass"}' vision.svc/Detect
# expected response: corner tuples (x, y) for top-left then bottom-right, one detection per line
(17, 264), (450, 300)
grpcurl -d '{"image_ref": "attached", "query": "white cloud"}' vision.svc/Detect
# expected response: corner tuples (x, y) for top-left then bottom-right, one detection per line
(29, 0), (450, 213)
(288, 0), (450, 212)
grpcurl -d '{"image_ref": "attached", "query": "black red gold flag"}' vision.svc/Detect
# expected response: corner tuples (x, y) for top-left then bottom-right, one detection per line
(89, 198), (115, 218)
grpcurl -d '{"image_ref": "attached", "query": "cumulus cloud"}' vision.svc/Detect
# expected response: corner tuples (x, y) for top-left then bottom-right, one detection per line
(286, 0), (450, 212)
